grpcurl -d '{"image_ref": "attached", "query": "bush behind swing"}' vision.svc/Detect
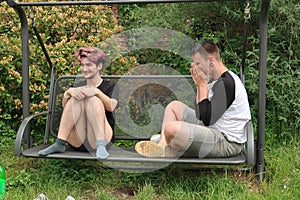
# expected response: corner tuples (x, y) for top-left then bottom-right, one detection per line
(0, 1), (299, 146)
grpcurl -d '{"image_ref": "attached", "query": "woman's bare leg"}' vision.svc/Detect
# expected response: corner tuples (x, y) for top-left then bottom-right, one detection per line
(58, 98), (87, 147)
(38, 97), (86, 155)
(85, 97), (112, 158)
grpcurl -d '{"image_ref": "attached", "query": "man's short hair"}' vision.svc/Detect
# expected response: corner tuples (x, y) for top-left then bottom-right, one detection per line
(191, 41), (210, 61)
(200, 41), (221, 61)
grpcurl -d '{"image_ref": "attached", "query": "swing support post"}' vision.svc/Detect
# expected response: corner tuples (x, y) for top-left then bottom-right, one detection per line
(6, 1), (31, 148)
(257, 0), (270, 182)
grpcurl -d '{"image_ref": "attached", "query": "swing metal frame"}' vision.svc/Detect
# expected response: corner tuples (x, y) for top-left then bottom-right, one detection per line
(6, 0), (270, 181)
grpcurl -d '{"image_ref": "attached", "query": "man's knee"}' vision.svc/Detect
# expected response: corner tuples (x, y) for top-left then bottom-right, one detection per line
(165, 100), (185, 120)
(164, 122), (181, 142)
(166, 100), (182, 110)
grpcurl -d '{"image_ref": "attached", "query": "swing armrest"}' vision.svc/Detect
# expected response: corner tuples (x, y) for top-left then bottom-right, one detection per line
(14, 111), (48, 156)
(246, 120), (256, 167)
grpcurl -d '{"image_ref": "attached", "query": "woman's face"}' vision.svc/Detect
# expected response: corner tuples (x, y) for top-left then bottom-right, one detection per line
(80, 57), (101, 79)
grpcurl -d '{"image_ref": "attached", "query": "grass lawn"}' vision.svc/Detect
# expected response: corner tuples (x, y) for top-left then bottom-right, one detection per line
(1, 140), (300, 199)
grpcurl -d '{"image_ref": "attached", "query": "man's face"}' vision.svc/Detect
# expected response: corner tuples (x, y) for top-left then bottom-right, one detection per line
(191, 52), (214, 83)
(192, 52), (212, 73)
(80, 57), (100, 79)
(191, 52), (208, 71)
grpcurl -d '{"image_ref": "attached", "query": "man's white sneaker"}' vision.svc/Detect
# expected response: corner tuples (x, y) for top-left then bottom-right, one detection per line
(150, 134), (161, 143)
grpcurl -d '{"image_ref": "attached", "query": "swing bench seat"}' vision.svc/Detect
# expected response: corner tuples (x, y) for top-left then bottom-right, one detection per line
(14, 75), (256, 169)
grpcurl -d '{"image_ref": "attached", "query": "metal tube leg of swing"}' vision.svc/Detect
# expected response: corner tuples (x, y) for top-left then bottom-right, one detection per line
(10, 4), (31, 148)
(257, 0), (270, 182)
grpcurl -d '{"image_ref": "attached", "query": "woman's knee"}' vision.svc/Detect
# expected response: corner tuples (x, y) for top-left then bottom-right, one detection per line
(85, 96), (104, 109)
(85, 96), (99, 103)
(65, 97), (81, 107)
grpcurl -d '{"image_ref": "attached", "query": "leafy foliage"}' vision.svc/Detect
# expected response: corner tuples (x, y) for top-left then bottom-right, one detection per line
(0, 0), (299, 144)
(0, 3), (24, 142)
(0, 1), (300, 199)
(118, 1), (300, 142)
(263, 0), (300, 140)
(0, 2), (134, 142)
(2, 143), (300, 199)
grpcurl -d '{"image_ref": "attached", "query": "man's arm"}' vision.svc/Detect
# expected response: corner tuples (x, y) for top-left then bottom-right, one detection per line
(190, 63), (209, 124)
(190, 62), (209, 103)
(197, 72), (235, 126)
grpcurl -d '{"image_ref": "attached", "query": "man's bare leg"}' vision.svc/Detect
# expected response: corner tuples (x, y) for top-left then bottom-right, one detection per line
(163, 121), (191, 150)
(135, 101), (190, 157)
(158, 101), (187, 146)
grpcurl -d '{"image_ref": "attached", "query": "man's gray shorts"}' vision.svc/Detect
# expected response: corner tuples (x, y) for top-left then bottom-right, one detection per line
(181, 106), (243, 158)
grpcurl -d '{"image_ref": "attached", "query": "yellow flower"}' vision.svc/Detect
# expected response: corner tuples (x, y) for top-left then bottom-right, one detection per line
(14, 99), (22, 109)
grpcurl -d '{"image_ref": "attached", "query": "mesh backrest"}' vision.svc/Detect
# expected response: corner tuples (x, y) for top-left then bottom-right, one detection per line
(50, 76), (78, 136)
(49, 75), (195, 139)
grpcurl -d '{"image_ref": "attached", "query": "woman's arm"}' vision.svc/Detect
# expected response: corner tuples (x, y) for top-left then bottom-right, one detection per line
(94, 89), (118, 112)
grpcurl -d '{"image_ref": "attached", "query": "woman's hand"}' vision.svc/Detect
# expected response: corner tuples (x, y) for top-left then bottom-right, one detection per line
(68, 87), (95, 100)
(82, 86), (96, 97)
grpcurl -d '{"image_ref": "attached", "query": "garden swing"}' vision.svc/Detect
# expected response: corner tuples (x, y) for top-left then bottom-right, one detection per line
(7, 0), (269, 181)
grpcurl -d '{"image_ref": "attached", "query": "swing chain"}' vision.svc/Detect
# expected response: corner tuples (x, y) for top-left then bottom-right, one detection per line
(244, 2), (251, 21)
(29, 6), (35, 27)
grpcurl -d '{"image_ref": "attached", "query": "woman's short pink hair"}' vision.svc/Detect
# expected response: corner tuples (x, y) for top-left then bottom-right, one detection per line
(75, 47), (106, 65)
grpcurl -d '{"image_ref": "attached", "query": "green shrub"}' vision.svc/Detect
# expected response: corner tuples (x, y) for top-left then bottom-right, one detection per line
(118, 1), (300, 142)
(0, 2), (134, 142)
(1, 0), (299, 144)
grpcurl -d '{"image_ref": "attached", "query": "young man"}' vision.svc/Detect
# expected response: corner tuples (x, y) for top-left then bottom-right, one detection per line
(38, 47), (118, 159)
(135, 41), (251, 158)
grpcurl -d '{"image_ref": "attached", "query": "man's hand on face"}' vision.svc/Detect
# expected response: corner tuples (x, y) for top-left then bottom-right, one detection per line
(190, 62), (209, 86)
